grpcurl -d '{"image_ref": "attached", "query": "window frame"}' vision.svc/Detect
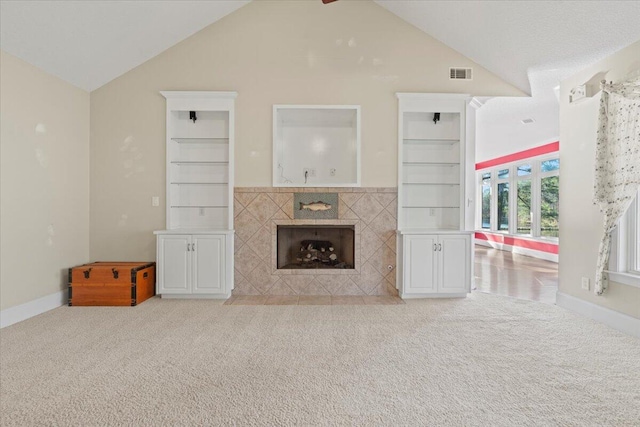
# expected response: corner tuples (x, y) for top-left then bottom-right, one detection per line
(538, 159), (560, 240)
(495, 168), (510, 232)
(479, 172), (492, 230)
(514, 163), (533, 237)
(607, 189), (640, 288)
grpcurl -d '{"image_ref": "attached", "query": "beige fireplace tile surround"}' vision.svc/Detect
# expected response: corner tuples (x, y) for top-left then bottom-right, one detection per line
(234, 188), (398, 296)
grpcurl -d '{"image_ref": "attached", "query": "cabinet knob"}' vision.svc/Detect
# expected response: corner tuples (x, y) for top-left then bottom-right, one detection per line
(438, 243), (442, 251)
(433, 243), (437, 252)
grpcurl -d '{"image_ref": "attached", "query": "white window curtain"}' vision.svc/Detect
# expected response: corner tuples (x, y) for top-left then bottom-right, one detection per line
(593, 76), (640, 295)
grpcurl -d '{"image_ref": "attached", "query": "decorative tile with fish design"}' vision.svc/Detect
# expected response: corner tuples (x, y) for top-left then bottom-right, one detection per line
(294, 193), (338, 219)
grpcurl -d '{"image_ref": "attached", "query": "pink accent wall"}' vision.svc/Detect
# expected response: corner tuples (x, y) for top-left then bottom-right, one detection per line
(475, 232), (558, 254)
(476, 141), (559, 170)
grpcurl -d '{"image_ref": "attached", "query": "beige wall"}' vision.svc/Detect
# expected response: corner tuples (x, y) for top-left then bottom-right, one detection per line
(90, 0), (521, 261)
(0, 51), (90, 310)
(558, 40), (640, 318)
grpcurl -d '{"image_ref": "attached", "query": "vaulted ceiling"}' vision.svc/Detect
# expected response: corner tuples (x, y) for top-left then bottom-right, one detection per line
(377, 0), (640, 95)
(2, 0), (640, 159)
(2, 1), (639, 93)
(0, 0), (250, 92)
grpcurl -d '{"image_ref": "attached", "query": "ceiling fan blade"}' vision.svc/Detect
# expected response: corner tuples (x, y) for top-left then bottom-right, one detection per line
(322, 0), (339, 4)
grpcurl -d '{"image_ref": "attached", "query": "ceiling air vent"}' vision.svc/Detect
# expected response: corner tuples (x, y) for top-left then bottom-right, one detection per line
(450, 67), (473, 80)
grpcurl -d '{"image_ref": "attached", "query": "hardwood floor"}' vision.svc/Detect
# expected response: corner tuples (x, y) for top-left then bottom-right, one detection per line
(474, 245), (558, 305)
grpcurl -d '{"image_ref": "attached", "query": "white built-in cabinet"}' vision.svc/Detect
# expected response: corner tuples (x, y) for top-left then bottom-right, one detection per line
(396, 93), (474, 298)
(157, 233), (230, 295)
(154, 91), (236, 299)
(399, 232), (471, 296)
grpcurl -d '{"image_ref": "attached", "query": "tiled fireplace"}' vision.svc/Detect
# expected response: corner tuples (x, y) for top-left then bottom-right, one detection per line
(234, 188), (398, 296)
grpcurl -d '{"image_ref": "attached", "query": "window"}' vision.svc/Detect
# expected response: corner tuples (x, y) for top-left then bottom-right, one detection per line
(633, 193), (640, 274)
(516, 164), (532, 235)
(481, 173), (491, 230)
(477, 155), (560, 241)
(540, 159), (559, 173)
(540, 159), (559, 238)
(496, 169), (510, 231)
(517, 164), (532, 176)
(608, 189), (640, 287)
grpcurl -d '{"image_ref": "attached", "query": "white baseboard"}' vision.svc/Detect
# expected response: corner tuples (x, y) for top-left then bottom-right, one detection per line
(0, 290), (67, 329)
(400, 292), (468, 299)
(556, 292), (639, 338)
(160, 293), (230, 300)
(475, 239), (558, 262)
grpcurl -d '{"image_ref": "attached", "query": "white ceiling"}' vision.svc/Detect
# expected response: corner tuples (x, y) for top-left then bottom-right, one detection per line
(376, 0), (640, 95)
(0, 0), (250, 92)
(3, 1), (639, 93)
(375, 0), (640, 159)
(2, 0), (640, 159)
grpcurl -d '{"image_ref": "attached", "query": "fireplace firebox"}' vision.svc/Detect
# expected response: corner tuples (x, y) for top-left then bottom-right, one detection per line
(277, 225), (355, 270)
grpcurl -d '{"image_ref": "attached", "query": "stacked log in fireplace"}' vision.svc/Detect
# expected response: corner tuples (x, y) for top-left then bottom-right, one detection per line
(294, 240), (350, 269)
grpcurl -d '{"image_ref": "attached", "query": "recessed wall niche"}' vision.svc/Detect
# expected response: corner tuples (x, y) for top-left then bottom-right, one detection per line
(273, 105), (361, 187)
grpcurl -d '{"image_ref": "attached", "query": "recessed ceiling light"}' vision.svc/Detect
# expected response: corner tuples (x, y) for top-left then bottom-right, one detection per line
(521, 118), (535, 124)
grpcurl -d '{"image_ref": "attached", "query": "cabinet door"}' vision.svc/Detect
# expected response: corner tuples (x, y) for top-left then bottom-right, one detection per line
(438, 234), (470, 293)
(192, 234), (225, 294)
(158, 235), (190, 294)
(404, 235), (438, 294)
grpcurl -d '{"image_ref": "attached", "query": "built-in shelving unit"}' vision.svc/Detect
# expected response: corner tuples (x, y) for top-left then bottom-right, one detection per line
(155, 91), (236, 299)
(396, 93), (474, 299)
(399, 105), (464, 230)
(164, 107), (233, 230)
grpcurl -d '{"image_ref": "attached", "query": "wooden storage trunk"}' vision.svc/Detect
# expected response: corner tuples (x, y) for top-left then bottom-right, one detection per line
(68, 262), (155, 306)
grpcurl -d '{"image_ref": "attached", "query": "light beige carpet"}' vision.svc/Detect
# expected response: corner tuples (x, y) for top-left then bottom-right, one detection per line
(1, 292), (638, 426)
